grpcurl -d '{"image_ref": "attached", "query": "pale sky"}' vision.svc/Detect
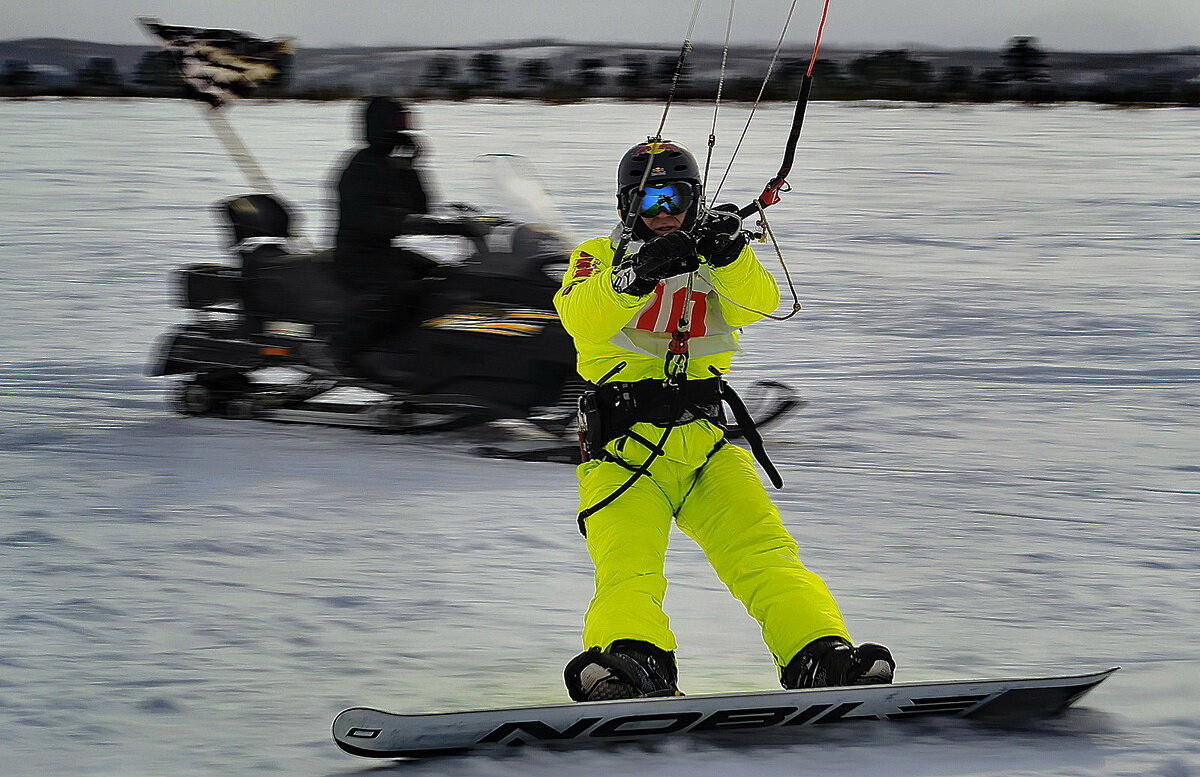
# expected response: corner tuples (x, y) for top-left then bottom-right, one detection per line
(1, 0), (1195, 51)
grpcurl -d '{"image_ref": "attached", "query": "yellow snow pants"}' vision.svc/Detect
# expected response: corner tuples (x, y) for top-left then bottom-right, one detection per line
(577, 419), (851, 673)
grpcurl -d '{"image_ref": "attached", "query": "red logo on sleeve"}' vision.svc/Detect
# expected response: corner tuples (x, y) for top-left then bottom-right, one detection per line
(571, 252), (596, 279)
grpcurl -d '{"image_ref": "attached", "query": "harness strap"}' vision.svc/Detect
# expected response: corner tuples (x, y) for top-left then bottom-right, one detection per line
(575, 377), (783, 536)
(577, 424), (672, 535)
(596, 427), (666, 475)
(720, 381), (784, 489)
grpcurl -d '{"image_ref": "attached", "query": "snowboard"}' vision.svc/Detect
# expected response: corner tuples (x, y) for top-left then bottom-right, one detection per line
(332, 667), (1117, 759)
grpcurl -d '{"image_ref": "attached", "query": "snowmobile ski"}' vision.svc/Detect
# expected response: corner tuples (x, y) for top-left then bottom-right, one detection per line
(332, 667), (1117, 759)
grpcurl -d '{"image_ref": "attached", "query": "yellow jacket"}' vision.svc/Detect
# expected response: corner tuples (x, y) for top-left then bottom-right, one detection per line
(553, 228), (780, 383)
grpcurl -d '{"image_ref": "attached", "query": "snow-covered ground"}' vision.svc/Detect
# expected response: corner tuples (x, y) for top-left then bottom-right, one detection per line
(1, 99), (1197, 776)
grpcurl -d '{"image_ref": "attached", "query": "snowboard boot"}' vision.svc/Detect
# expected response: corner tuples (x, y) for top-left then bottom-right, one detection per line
(780, 636), (895, 689)
(564, 639), (680, 702)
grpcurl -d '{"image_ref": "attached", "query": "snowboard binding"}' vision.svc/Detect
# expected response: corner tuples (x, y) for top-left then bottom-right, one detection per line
(781, 636), (896, 689)
(565, 639), (680, 702)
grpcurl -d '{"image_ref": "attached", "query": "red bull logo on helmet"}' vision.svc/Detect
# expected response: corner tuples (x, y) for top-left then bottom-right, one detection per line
(635, 141), (683, 156)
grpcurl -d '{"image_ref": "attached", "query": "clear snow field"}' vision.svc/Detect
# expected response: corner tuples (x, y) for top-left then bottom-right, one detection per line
(1, 98), (1197, 776)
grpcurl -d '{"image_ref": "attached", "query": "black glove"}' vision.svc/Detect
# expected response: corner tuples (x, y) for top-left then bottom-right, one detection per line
(693, 204), (748, 268)
(612, 231), (699, 296)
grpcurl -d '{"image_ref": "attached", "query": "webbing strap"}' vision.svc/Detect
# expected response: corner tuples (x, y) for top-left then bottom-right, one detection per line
(720, 381), (784, 489)
(575, 379), (784, 536)
(577, 425), (672, 535)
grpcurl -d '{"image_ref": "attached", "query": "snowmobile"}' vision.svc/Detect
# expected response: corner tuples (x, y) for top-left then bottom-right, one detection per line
(149, 155), (800, 443)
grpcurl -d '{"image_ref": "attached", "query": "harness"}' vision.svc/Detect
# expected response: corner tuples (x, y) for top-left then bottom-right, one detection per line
(575, 375), (783, 535)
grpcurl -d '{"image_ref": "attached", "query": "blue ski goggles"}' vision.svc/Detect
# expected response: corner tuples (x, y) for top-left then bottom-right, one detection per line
(630, 182), (695, 217)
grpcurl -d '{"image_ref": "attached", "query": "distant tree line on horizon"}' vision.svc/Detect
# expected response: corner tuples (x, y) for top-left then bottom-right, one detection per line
(3, 38), (1198, 106)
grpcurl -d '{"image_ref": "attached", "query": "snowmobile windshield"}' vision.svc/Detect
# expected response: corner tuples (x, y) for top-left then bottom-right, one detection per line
(472, 154), (574, 243)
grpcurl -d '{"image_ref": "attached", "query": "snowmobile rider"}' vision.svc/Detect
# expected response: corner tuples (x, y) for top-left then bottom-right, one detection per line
(332, 96), (489, 374)
(555, 140), (895, 701)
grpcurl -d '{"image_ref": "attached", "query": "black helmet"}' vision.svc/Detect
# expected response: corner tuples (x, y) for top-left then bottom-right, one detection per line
(616, 140), (703, 231)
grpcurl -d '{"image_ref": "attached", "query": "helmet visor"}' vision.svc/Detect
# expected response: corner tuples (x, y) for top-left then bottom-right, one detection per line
(632, 182), (694, 217)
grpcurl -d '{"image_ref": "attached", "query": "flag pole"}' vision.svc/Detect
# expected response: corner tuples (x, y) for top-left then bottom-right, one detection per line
(199, 106), (276, 194)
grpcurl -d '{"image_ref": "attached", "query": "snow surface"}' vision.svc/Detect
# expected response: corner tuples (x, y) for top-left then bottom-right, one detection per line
(1, 98), (1198, 777)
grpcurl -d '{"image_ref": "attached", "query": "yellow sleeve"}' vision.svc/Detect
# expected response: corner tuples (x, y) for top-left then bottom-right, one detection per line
(553, 238), (647, 344)
(706, 243), (781, 328)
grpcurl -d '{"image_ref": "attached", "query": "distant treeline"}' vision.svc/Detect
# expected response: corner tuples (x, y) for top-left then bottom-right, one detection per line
(3, 37), (1198, 106)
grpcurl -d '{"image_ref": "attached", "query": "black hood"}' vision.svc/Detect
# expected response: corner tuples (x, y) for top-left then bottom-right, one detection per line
(363, 96), (410, 153)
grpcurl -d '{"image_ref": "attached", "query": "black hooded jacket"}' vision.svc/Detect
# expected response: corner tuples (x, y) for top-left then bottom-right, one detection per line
(334, 97), (433, 287)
